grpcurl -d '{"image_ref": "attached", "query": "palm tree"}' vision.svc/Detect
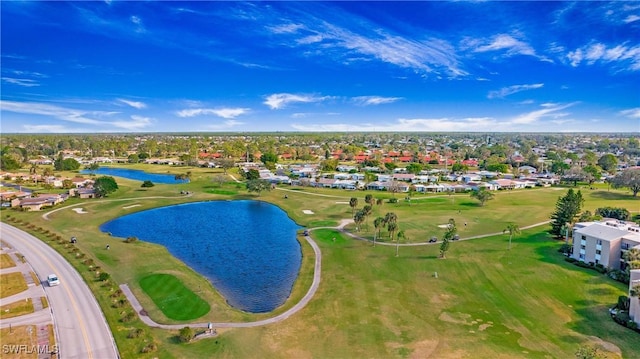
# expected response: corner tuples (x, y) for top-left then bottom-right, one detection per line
(503, 223), (521, 250)
(387, 221), (398, 243)
(354, 210), (366, 232)
(362, 205), (372, 231)
(624, 248), (640, 270)
(349, 197), (358, 216)
(396, 229), (405, 257)
(373, 217), (384, 247)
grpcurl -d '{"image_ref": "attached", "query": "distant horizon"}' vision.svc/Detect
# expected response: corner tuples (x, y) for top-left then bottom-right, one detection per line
(2, 2), (639, 133)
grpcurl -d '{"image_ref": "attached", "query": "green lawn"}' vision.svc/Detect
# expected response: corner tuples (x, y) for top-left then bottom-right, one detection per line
(139, 273), (210, 321)
(4, 165), (639, 358)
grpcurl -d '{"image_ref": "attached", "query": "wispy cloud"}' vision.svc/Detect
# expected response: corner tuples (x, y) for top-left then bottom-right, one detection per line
(205, 120), (245, 130)
(264, 93), (329, 110)
(0, 100), (153, 130)
(624, 15), (640, 23)
(291, 117), (498, 132)
(117, 98), (147, 109)
(488, 83), (544, 99)
(130, 15), (146, 33)
(619, 107), (640, 119)
(509, 102), (576, 125)
(351, 96), (402, 106)
(266, 9), (466, 77)
(566, 42), (640, 71)
(471, 34), (537, 57)
(2, 77), (40, 87)
(176, 107), (249, 119)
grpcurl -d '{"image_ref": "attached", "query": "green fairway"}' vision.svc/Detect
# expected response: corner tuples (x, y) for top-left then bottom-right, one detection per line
(5, 164), (640, 358)
(139, 273), (210, 321)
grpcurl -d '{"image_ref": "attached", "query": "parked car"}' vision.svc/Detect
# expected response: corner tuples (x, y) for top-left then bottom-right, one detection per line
(428, 236), (437, 243)
(452, 234), (460, 240)
(47, 274), (60, 287)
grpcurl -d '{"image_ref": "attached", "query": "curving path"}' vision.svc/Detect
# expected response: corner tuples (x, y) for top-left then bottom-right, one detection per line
(120, 231), (322, 329)
(42, 193), (192, 221)
(121, 217), (552, 330)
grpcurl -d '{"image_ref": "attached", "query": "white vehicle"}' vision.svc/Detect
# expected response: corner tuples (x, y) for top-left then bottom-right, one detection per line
(47, 274), (60, 287)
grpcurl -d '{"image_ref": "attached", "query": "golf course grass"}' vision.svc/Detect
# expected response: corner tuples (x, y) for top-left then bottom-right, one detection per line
(140, 273), (210, 321)
(3, 164), (639, 358)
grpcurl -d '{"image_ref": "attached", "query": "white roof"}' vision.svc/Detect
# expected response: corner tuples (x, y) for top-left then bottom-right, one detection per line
(576, 223), (629, 241)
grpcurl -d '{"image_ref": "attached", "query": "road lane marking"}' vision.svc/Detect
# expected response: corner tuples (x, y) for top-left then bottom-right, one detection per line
(3, 225), (95, 359)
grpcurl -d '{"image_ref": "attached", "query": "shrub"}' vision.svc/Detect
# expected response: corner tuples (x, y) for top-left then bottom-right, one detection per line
(140, 343), (157, 353)
(178, 327), (194, 343)
(98, 272), (110, 281)
(388, 198), (398, 204)
(124, 236), (138, 243)
(120, 312), (136, 323)
(128, 328), (144, 339)
(141, 180), (155, 188)
(564, 257), (577, 263)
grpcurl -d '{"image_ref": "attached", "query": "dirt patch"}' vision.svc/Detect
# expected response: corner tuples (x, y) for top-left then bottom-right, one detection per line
(438, 311), (472, 325)
(302, 210), (314, 215)
(585, 335), (622, 358)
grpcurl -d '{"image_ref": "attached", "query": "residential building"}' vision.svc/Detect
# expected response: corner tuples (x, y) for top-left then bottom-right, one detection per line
(571, 220), (640, 270)
(630, 270), (640, 327)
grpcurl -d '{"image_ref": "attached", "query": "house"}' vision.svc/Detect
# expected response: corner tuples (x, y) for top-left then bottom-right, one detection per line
(69, 188), (97, 199)
(518, 165), (537, 174)
(571, 220), (640, 270)
(16, 193), (67, 211)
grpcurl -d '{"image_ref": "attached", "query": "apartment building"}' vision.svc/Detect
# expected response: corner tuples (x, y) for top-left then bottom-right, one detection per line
(631, 270), (640, 327)
(571, 220), (640, 270)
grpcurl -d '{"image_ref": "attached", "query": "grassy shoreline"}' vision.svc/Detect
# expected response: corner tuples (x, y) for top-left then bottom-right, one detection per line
(2, 165), (639, 358)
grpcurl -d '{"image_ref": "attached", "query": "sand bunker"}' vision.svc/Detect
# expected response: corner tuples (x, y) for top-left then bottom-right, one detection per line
(72, 208), (88, 214)
(123, 204), (141, 209)
(438, 224), (451, 228)
(303, 210), (314, 215)
(335, 201), (349, 204)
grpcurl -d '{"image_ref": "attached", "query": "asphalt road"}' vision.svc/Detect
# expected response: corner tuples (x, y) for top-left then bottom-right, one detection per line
(0, 223), (119, 359)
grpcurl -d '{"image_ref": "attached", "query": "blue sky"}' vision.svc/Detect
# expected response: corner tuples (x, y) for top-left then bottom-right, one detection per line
(1, 1), (639, 133)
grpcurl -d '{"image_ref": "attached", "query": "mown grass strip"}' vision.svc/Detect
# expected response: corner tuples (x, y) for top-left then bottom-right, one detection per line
(139, 273), (210, 321)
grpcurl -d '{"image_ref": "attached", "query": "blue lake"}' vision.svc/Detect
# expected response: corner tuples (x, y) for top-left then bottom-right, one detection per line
(100, 200), (302, 313)
(80, 167), (188, 184)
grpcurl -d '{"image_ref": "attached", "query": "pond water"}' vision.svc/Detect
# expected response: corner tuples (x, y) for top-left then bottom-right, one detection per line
(80, 167), (188, 184)
(100, 200), (302, 313)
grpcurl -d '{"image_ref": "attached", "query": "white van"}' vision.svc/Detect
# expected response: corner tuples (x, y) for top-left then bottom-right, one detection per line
(47, 274), (60, 287)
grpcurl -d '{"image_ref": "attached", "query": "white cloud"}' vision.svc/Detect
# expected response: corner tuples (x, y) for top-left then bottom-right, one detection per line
(488, 83), (544, 99)
(624, 15), (640, 23)
(264, 93), (329, 110)
(509, 102), (576, 125)
(117, 98), (147, 109)
(351, 96), (402, 106)
(130, 15), (146, 33)
(473, 34), (536, 57)
(270, 16), (466, 77)
(176, 107), (249, 118)
(268, 23), (304, 34)
(0, 100), (153, 130)
(22, 124), (73, 133)
(619, 107), (640, 119)
(206, 120), (244, 130)
(565, 42), (640, 71)
(112, 115), (153, 130)
(2, 77), (40, 87)
(292, 117), (498, 132)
